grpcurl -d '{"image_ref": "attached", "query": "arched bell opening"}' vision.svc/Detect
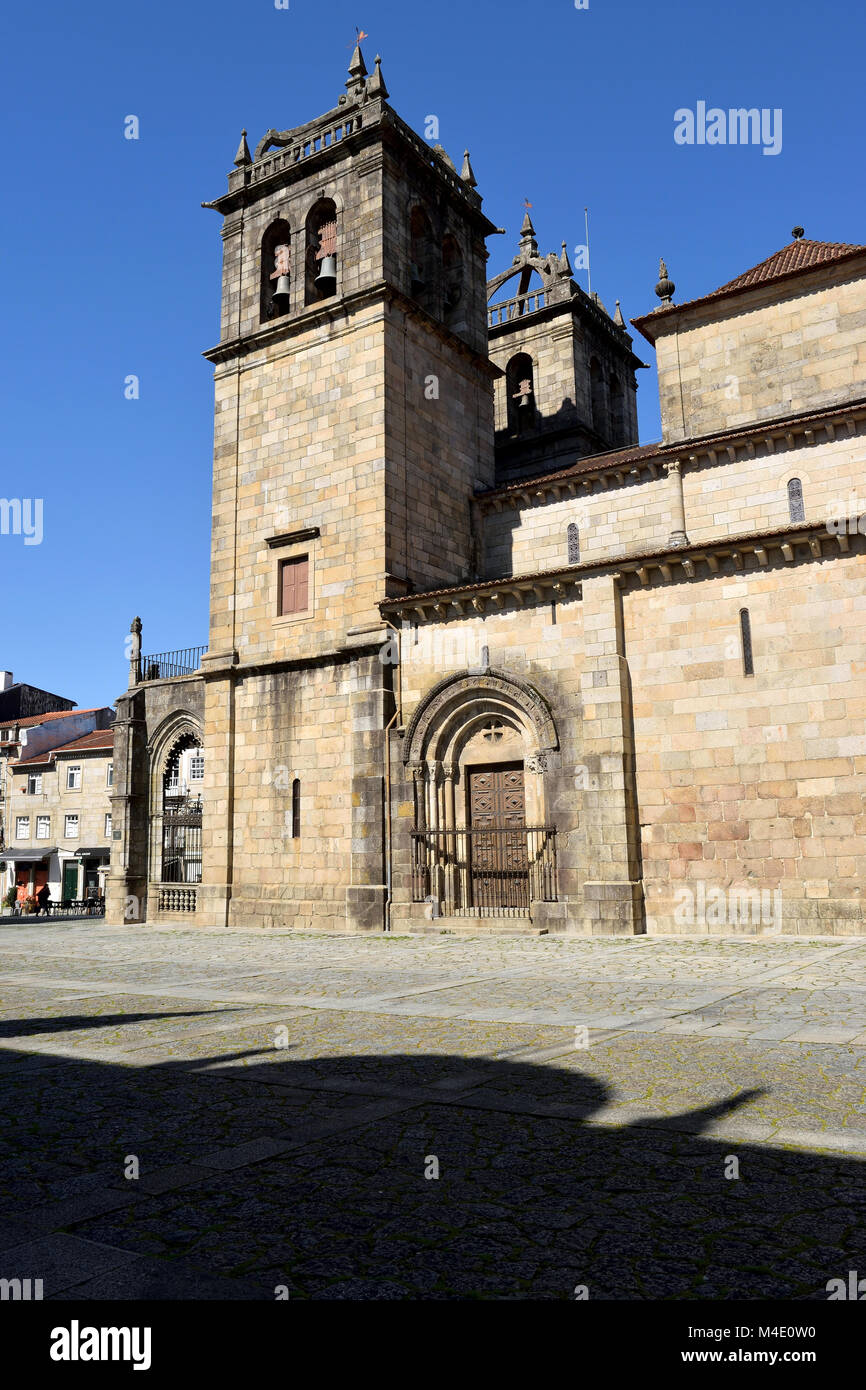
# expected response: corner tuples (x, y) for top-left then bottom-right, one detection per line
(409, 204), (436, 312)
(260, 218), (293, 322)
(442, 232), (464, 324)
(505, 352), (536, 434)
(305, 198), (338, 304)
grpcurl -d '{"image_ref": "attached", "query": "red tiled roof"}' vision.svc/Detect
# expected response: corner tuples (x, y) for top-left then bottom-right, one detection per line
(712, 239), (866, 296)
(11, 728), (114, 767)
(633, 238), (866, 342)
(8, 708), (86, 730)
(52, 730), (115, 754)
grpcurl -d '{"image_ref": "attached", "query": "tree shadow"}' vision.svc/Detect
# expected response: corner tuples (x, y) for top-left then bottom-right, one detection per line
(0, 1018), (863, 1300)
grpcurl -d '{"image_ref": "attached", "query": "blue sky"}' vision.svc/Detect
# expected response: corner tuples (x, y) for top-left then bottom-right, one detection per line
(3, 0), (863, 710)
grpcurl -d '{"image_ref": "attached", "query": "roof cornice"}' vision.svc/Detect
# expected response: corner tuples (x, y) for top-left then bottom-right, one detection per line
(380, 517), (864, 621)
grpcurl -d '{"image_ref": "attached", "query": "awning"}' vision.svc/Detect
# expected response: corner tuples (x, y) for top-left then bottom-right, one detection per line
(3, 848), (56, 862)
(75, 848), (111, 858)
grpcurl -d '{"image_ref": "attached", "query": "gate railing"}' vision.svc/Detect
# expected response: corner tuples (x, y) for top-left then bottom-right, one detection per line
(411, 826), (557, 917)
(161, 802), (203, 885)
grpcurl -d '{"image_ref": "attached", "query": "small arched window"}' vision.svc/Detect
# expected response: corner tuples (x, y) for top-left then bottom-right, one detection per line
(567, 523), (580, 565)
(589, 357), (605, 437)
(442, 233), (463, 322)
(305, 199), (338, 304)
(787, 477), (805, 523)
(291, 779), (301, 839)
(260, 219), (292, 322)
(505, 352), (535, 433)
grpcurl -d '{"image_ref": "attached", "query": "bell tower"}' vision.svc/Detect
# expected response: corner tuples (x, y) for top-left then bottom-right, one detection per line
(202, 45), (498, 670)
(198, 46), (498, 930)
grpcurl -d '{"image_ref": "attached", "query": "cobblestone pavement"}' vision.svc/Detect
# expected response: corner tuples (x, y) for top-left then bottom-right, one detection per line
(0, 923), (864, 1300)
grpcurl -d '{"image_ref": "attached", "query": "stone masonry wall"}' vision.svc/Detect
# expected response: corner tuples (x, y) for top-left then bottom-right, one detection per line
(652, 260), (866, 443)
(625, 551), (866, 934)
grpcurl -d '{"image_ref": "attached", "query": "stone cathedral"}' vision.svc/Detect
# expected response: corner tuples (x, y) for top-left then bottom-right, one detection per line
(107, 47), (866, 937)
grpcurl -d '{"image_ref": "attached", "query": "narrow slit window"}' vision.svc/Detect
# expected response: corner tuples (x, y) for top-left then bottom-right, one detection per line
(787, 477), (804, 523)
(278, 555), (310, 616)
(291, 779), (301, 839)
(740, 608), (754, 676)
(567, 522), (580, 564)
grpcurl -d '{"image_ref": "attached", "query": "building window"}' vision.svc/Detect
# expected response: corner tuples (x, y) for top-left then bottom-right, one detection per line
(27, 772), (43, 795)
(279, 555), (310, 616)
(787, 477), (805, 523)
(189, 755), (204, 782)
(291, 778), (301, 839)
(740, 608), (754, 676)
(16, 816), (30, 838)
(105, 813), (113, 838)
(36, 816), (50, 839)
(0, 729), (11, 742)
(567, 522), (580, 564)
(106, 763), (114, 788)
(65, 814), (79, 838)
(66, 765), (81, 790)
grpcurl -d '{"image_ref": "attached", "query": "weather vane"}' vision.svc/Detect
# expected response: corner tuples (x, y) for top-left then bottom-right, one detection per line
(348, 26), (369, 47)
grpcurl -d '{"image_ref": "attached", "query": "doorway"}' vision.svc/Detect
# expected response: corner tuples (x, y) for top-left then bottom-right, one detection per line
(467, 763), (529, 912)
(62, 861), (79, 904)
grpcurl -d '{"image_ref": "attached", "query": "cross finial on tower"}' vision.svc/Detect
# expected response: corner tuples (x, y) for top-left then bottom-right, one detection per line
(346, 29), (369, 97)
(519, 201), (537, 256)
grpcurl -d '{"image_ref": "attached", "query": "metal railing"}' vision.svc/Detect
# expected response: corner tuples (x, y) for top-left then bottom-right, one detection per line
(161, 802), (203, 885)
(411, 826), (557, 917)
(137, 647), (207, 681)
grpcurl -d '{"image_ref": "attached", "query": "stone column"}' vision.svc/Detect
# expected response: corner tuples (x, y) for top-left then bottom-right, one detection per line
(200, 659), (235, 928)
(346, 653), (387, 932)
(442, 763), (456, 910)
(665, 459), (688, 547)
(578, 573), (644, 934)
(105, 692), (148, 924)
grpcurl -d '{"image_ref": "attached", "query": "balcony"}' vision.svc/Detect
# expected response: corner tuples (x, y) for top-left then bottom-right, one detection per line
(488, 288), (547, 328)
(134, 647), (207, 683)
(411, 826), (557, 918)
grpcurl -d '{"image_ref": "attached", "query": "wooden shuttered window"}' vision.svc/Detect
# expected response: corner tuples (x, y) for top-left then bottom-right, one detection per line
(279, 556), (309, 616)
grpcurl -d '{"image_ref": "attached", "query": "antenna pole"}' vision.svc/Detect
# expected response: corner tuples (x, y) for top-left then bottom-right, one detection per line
(584, 206), (592, 295)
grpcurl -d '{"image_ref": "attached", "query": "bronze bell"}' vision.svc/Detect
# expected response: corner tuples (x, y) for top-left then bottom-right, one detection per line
(315, 254), (337, 295)
(272, 274), (291, 307)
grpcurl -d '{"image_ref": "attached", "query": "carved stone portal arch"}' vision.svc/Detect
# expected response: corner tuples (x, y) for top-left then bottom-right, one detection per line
(404, 671), (560, 913)
(404, 670), (559, 835)
(403, 669), (558, 769)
